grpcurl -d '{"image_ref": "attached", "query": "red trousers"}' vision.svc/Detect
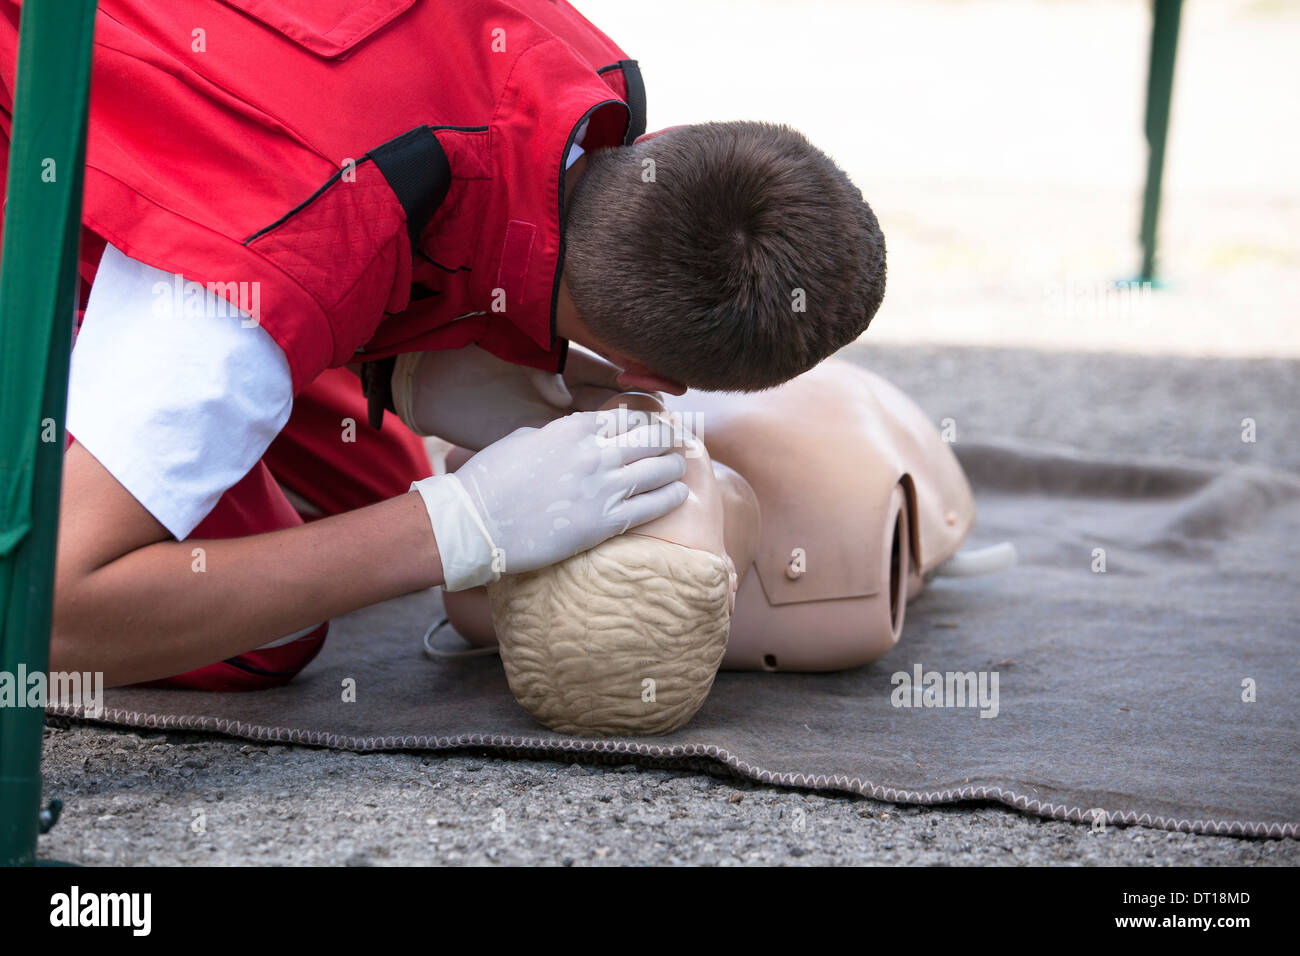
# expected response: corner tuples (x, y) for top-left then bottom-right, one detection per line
(134, 367), (431, 691)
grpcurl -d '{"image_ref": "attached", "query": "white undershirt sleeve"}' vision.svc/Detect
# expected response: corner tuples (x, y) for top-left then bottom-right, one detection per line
(67, 243), (295, 540)
(565, 118), (590, 169)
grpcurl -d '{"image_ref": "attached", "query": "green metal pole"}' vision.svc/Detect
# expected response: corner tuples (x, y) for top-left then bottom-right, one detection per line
(1138, 0), (1182, 283)
(0, 0), (99, 866)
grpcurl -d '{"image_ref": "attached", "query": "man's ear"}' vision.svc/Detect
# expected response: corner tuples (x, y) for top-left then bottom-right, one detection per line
(555, 277), (687, 394)
(616, 363), (687, 396)
(633, 125), (687, 145)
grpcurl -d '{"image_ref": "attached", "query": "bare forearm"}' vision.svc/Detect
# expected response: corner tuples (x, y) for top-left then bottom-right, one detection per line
(52, 491), (442, 686)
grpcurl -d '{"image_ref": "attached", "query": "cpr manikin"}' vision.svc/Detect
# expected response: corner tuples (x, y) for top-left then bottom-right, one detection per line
(434, 358), (987, 736)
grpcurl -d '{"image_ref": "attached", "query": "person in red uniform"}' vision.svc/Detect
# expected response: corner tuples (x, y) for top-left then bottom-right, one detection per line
(0, 0), (887, 689)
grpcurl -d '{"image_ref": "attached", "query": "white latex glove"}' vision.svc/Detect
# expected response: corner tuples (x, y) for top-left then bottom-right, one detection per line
(410, 410), (688, 590)
(392, 345), (574, 452)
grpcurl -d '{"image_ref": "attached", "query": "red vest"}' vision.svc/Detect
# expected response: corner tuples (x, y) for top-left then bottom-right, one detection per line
(0, 0), (645, 404)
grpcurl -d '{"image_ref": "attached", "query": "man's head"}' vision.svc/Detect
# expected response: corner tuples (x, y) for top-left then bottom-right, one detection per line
(561, 120), (887, 393)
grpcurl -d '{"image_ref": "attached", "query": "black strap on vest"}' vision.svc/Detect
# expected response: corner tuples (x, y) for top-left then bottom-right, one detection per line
(618, 59), (647, 144)
(361, 355), (398, 431)
(362, 126), (451, 428)
(369, 125), (452, 251)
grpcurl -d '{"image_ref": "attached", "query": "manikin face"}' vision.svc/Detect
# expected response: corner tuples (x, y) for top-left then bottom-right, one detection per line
(595, 391), (738, 612)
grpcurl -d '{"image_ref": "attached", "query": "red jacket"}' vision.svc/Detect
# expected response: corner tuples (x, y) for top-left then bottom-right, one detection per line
(0, 0), (645, 410)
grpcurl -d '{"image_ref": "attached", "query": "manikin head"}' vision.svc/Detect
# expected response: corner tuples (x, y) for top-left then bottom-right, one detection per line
(557, 121), (887, 395)
(486, 393), (756, 736)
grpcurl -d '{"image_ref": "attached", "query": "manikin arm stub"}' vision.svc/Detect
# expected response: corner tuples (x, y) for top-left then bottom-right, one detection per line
(390, 344), (626, 452)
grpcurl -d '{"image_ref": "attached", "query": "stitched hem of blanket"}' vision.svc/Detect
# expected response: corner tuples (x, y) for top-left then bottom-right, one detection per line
(48, 705), (1298, 840)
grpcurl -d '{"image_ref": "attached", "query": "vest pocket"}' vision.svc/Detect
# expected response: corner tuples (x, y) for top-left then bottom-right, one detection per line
(214, 0), (417, 59)
(244, 158), (412, 366)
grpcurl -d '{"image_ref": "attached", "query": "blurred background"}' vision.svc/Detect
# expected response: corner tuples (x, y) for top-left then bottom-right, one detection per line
(579, 0), (1300, 359)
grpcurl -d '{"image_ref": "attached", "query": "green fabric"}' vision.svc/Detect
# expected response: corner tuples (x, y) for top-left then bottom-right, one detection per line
(1138, 0), (1182, 281)
(0, 0), (98, 866)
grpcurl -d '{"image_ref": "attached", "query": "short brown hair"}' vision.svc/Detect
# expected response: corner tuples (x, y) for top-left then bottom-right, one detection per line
(564, 121), (886, 391)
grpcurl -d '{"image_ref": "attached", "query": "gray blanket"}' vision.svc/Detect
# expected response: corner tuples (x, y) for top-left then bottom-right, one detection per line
(50, 436), (1300, 838)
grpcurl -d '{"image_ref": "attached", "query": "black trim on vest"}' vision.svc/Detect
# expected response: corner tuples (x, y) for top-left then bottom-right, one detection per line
(368, 125), (452, 251)
(551, 98), (623, 353)
(244, 163), (354, 244)
(596, 60), (648, 144)
(221, 655), (305, 678)
(243, 124), (471, 247)
(547, 62), (646, 350)
(616, 60), (647, 144)
(416, 248), (472, 274)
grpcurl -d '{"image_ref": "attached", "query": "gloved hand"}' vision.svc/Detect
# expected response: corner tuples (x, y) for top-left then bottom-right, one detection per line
(410, 410), (688, 590)
(391, 344), (573, 452)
